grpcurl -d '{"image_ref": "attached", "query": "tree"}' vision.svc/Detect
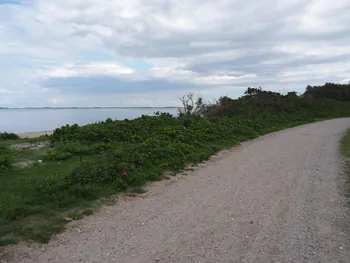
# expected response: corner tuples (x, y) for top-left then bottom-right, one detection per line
(244, 87), (262, 97)
(179, 93), (204, 116)
(219, 96), (234, 105)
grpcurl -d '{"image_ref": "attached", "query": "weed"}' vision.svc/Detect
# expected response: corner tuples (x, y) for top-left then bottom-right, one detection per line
(131, 186), (146, 194)
(340, 129), (350, 204)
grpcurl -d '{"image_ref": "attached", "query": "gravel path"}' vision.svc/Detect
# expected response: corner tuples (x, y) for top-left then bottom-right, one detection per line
(2, 119), (350, 263)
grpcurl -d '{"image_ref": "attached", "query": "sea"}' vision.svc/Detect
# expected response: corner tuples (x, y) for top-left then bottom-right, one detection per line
(0, 108), (180, 133)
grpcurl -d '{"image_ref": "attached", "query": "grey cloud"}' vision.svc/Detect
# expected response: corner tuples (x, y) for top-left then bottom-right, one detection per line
(43, 76), (201, 94)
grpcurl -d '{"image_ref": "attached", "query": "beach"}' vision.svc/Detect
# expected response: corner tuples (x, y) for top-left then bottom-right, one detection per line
(17, 131), (53, 139)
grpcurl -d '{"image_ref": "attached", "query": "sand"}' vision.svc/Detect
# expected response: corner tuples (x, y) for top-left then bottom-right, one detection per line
(17, 131), (53, 139)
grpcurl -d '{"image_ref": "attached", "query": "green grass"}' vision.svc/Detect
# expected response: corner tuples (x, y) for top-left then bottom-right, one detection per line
(340, 129), (350, 200)
(0, 151), (119, 243)
(0, 135), (172, 245)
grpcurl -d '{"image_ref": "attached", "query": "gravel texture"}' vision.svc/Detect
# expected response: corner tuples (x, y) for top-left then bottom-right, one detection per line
(2, 119), (350, 263)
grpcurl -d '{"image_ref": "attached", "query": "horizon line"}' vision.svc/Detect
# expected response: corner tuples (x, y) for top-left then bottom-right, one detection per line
(0, 106), (180, 109)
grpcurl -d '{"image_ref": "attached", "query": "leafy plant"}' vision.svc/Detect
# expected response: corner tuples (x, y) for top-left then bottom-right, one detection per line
(0, 154), (12, 172)
(0, 132), (20, 141)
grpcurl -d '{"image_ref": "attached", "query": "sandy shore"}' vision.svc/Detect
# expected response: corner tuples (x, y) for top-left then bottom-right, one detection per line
(17, 131), (53, 139)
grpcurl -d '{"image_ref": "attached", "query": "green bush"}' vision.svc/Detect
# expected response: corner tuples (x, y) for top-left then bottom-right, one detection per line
(34, 174), (66, 195)
(0, 132), (20, 141)
(45, 150), (72, 161)
(0, 154), (12, 172)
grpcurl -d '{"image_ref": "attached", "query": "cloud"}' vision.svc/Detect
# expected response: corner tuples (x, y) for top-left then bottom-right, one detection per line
(0, 89), (10, 94)
(47, 63), (135, 78)
(0, 0), (349, 107)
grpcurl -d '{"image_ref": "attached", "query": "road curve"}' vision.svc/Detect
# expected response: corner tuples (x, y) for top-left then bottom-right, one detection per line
(2, 119), (350, 263)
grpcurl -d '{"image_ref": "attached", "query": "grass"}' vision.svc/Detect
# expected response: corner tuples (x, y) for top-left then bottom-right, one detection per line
(0, 136), (167, 245)
(340, 129), (350, 200)
(0, 136), (103, 244)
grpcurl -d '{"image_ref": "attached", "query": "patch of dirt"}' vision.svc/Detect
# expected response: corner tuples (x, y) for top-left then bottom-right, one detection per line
(13, 161), (37, 169)
(10, 141), (49, 151)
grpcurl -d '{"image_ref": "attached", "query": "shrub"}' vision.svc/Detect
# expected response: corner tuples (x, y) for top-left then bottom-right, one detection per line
(0, 154), (12, 172)
(45, 150), (72, 161)
(66, 162), (101, 185)
(0, 132), (20, 141)
(34, 174), (66, 195)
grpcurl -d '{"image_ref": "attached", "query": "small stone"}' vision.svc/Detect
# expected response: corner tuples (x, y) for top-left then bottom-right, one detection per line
(155, 258), (160, 262)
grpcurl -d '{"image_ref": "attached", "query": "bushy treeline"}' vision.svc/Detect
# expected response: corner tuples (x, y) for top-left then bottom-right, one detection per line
(304, 82), (350, 101)
(0, 132), (20, 141)
(211, 84), (350, 118)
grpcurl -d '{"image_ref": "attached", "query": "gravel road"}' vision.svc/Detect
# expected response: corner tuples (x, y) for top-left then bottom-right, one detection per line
(2, 119), (350, 263)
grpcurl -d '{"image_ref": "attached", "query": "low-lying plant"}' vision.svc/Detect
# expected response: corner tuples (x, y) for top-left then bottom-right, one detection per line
(0, 132), (20, 141)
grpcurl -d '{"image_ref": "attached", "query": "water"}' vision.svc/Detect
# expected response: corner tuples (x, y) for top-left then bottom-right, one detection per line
(0, 108), (180, 133)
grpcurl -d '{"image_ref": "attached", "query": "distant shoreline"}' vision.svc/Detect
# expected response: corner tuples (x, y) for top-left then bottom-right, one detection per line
(1, 107), (179, 110)
(3, 107), (180, 135)
(17, 131), (53, 139)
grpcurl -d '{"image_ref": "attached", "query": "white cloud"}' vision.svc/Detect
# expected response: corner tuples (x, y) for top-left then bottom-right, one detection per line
(47, 63), (135, 78)
(192, 74), (257, 85)
(273, 43), (350, 58)
(279, 61), (350, 82)
(0, 89), (10, 94)
(49, 98), (61, 105)
(298, 0), (350, 35)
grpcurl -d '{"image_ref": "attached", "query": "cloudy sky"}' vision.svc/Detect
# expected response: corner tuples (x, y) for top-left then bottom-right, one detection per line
(0, 0), (349, 107)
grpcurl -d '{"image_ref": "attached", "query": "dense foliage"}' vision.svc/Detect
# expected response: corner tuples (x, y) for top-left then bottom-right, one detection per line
(1, 82), (350, 245)
(0, 155), (11, 172)
(304, 82), (350, 101)
(0, 146), (11, 172)
(212, 86), (350, 118)
(0, 132), (20, 141)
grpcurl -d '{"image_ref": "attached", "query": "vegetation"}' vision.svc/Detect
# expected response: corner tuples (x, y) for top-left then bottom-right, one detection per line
(340, 129), (350, 201)
(178, 92), (204, 116)
(1, 82), (350, 246)
(304, 82), (350, 101)
(0, 132), (20, 141)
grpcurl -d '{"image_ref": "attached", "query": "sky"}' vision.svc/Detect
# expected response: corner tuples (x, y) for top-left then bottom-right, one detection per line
(0, 0), (349, 107)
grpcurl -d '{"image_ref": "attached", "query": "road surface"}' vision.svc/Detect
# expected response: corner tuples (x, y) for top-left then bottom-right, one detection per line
(2, 119), (350, 263)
